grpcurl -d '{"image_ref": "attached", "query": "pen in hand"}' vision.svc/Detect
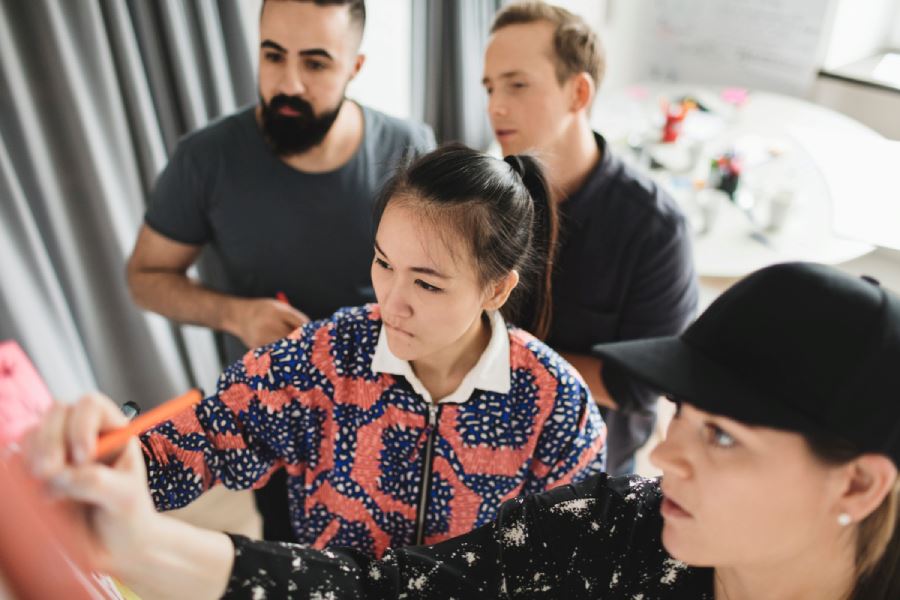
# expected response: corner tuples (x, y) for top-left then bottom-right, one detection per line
(93, 389), (202, 461)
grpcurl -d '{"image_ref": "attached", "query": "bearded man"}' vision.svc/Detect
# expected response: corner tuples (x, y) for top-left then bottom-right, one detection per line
(126, 0), (434, 541)
(128, 0), (434, 361)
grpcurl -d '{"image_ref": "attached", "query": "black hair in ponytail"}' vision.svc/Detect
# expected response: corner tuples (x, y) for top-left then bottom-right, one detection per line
(373, 143), (559, 339)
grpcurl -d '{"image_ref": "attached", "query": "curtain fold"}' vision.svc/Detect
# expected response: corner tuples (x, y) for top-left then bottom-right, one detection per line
(414, 0), (498, 149)
(0, 0), (254, 407)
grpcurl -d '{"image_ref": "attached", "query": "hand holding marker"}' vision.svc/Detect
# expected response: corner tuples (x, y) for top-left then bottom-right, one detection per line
(93, 389), (202, 460)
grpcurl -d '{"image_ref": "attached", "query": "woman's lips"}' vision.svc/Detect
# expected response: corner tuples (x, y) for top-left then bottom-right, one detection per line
(495, 129), (517, 140)
(661, 495), (693, 519)
(384, 321), (414, 337)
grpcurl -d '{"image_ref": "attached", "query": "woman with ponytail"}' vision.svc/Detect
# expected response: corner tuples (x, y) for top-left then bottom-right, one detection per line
(26, 144), (605, 578)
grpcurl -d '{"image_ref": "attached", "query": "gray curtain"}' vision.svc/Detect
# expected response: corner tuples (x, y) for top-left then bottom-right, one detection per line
(413, 0), (498, 149)
(0, 0), (254, 408)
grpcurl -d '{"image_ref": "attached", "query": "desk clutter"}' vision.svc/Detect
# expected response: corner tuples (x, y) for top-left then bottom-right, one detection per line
(593, 84), (876, 277)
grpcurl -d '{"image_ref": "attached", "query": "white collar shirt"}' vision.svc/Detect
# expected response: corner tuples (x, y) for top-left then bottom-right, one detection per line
(370, 310), (511, 404)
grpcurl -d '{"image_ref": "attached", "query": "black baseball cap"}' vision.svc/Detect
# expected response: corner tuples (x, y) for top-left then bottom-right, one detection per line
(592, 262), (900, 464)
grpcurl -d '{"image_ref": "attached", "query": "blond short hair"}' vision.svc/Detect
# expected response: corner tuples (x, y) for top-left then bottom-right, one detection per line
(491, 1), (606, 90)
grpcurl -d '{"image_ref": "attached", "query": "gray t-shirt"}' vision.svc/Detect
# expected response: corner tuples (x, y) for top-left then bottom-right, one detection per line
(146, 103), (435, 361)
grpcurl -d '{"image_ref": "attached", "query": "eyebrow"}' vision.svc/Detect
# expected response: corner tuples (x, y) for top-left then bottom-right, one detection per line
(374, 241), (450, 279)
(260, 40), (334, 61)
(481, 70), (526, 85)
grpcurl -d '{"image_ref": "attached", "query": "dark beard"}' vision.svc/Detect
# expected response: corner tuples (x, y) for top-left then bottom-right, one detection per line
(259, 93), (344, 156)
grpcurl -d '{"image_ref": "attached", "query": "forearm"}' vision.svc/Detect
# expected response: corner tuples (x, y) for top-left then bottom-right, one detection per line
(560, 352), (618, 409)
(117, 514), (234, 600)
(222, 521), (503, 599)
(601, 362), (663, 413)
(127, 268), (244, 336)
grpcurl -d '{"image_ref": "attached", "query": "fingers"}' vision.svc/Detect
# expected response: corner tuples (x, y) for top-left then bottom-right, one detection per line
(282, 306), (309, 328)
(23, 403), (69, 479)
(50, 440), (148, 515)
(112, 436), (149, 483)
(50, 463), (128, 514)
(242, 300), (310, 348)
(271, 300), (308, 323)
(24, 393), (130, 480)
(65, 393), (129, 465)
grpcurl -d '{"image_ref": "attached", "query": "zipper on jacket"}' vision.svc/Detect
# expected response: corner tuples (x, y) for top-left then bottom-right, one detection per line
(414, 402), (441, 545)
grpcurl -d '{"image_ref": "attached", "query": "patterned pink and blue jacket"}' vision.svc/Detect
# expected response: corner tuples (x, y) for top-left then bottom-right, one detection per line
(140, 305), (606, 558)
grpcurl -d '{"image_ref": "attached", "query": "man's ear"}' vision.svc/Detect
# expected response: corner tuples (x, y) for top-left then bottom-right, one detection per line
(349, 53), (366, 81)
(569, 72), (595, 113)
(835, 454), (898, 524)
(483, 270), (520, 311)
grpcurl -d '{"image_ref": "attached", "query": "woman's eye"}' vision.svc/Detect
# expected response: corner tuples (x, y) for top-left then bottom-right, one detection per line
(416, 280), (442, 293)
(374, 257), (391, 270)
(705, 424), (736, 449)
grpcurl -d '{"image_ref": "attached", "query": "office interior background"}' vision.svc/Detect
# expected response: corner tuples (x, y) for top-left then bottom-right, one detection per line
(2, 0), (900, 418)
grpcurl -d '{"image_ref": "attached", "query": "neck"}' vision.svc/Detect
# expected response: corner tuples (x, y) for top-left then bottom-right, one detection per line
(542, 117), (600, 203)
(257, 100), (364, 173)
(714, 546), (855, 600)
(411, 313), (492, 401)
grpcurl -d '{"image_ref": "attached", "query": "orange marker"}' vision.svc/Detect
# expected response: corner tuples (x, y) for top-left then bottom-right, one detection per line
(93, 389), (202, 460)
(276, 291), (289, 304)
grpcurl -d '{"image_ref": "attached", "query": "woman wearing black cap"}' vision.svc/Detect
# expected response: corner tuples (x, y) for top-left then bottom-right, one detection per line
(24, 262), (900, 599)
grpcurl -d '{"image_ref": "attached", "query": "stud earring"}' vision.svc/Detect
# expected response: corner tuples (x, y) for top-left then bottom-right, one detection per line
(838, 513), (852, 527)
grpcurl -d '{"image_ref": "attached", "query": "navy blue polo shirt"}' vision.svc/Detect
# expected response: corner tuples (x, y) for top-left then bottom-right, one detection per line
(548, 133), (698, 474)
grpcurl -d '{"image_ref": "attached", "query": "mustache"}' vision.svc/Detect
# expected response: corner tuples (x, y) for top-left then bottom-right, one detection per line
(267, 94), (314, 117)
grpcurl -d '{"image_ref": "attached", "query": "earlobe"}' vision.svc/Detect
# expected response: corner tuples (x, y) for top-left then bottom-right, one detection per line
(838, 455), (898, 523)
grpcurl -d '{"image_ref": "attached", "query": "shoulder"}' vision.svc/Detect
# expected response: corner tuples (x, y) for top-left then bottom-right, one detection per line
(316, 305), (383, 378)
(496, 474), (710, 596)
(594, 148), (688, 238)
(526, 473), (662, 520)
(173, 105), (256, 157)
(229, 305), (382, 385)
(507, 327), (585, 389)
(360, 104), (435, 151)
(326, 304), (382, 337)
(288, 304), (381, 351)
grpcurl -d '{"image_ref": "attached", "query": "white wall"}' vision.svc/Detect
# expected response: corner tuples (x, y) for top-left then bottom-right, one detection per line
(823, 0), (897, 69)
(893, 5), (900, 46)
(347, 0), (412, 118)
(595, 0), (653, 92)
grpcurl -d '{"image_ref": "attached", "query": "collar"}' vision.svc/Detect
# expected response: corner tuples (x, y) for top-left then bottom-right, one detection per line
(561, 132), (621, 227)
(370, 310), (511, 404)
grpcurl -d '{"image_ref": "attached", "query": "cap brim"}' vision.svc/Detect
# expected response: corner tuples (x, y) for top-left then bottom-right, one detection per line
(591, 336), (824, 434)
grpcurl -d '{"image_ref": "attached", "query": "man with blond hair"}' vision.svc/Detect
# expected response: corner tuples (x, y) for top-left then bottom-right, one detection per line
(483, 1), (698, 474)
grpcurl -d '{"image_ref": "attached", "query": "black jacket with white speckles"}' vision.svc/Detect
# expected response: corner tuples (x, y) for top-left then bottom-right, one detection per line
(223, 474), (714, 599)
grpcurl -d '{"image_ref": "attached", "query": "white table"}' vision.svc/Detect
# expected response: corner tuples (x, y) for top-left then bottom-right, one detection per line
(592, 85), (880, 278)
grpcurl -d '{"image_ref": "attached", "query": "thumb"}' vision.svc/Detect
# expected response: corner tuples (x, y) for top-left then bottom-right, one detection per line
(284, 307), (310, 327)
(50, 440), (147, 515)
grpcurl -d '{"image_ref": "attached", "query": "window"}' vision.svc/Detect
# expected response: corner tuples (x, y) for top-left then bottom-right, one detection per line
(821, 0), (900, 91)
